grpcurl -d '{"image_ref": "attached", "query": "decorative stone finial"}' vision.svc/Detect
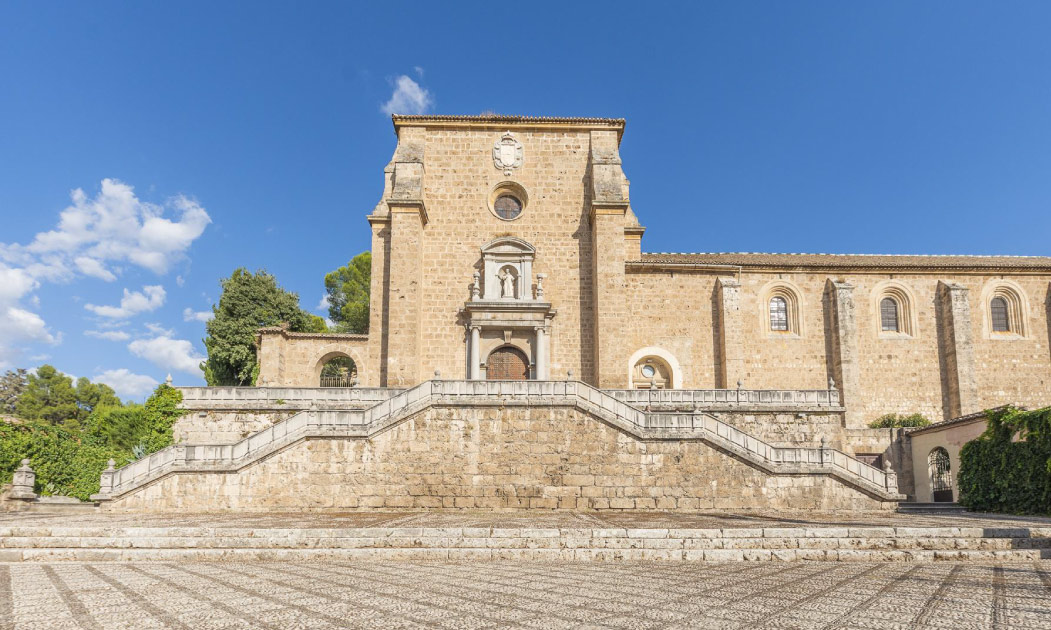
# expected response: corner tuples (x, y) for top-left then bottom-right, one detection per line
(165, 373), (173, 386)
(11, 459), (36, 500)
(471, 272), (481, 301)
(434, 369), (441, 379)
(567, 369), (574, 380)
(820, 436), (828, 448)
(828, 376), (836, 390)
(535, 273), (546, 300)
(106, 459), (116, 472)
(736, 380), (742, 390)
(884, 460), (892, 472)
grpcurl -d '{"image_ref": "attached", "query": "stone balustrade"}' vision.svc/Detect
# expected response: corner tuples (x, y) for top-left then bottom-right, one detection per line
(607, 387), (841, 408)
(95, 381), (901, 502)
(176, 386), (404, 409)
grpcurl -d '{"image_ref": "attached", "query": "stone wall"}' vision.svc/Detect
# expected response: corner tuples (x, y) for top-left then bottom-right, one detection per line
(108, 404), (892, 512)
(623, 267), (1051, 427)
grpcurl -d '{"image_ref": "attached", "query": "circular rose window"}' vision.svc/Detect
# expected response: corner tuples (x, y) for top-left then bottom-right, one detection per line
(641, 365), (656, 378)
(494, 194), (523, 220)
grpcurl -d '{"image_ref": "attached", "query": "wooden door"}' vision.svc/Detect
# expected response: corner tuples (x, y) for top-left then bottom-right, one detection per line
(486, 347), (530, 380)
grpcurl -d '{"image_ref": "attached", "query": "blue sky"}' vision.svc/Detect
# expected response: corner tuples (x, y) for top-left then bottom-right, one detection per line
(1, 2), (1049, 398)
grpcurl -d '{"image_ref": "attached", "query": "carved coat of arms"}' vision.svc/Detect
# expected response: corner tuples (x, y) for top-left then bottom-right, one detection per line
(493, 131), (523, 175)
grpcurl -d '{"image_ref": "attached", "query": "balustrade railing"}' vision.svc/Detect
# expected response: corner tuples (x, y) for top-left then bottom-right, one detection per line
(99, 380), (891, 498)
(607, 387), (841, 407)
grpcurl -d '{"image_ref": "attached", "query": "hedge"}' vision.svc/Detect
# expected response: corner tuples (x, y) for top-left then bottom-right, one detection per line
(958, 406), (1051, 515)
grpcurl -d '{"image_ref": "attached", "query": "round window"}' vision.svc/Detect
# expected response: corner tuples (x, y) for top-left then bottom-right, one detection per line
(641, 365), (656, 378)
(494, 194), (523, 220)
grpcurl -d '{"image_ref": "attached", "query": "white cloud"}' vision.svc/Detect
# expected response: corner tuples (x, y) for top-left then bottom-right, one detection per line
(381, 75), (433, 115)
(0, 178), (211, 279)
(92, 368), (157, 398)
(414, 66), (424, 77)
(85, 285), (165, 319)
(175, 275), (185, 287)
(85, 329), (131, 342)
(144, 322), (174, 336)
(182, 307), (213, 323)
(316, 294), (330, 312)
(128, 335), (204, 375)
(74, 256), (117, 282)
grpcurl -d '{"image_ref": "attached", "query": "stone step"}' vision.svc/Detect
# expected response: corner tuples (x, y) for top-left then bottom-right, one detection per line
(2, 547), (1047, 562)
(2, 526), (1049, 562)
(897, 502), (969, 514)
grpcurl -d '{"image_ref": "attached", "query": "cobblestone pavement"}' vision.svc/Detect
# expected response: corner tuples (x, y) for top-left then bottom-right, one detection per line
(3, 509), (1051, 530)
(2, 561), (1050, 629)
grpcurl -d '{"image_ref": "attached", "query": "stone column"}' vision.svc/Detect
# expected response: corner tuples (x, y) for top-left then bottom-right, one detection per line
(716, 277), (743, 389)
(827, 280), (861, 427)
(469, 326), (481, 380)
(938, 282), (979, 418)
(535, 326), (548, 380)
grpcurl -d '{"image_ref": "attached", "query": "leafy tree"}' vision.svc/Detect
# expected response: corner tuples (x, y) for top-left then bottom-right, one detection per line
(75, 377), (121, 415)
(85, 404), (147, 452)
(867, 413), (931, 429)
(16, 365), (79, 426)
(324, 252), (371, 333)
(203, 268), (325, 386)
(141, 383), (184, 452)
(0, 368), (27, 414)
(15, 366), (123, 428)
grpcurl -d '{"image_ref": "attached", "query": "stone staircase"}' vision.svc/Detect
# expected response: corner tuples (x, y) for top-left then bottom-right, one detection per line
(898, 502), (970, 515)
(93, 380), (903, 503)
(2, 524), (1048, 562)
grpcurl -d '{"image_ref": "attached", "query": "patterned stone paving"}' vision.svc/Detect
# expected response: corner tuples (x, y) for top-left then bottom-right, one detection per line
(3, 509), (1051, 530)
(2, 561), (1050, 629)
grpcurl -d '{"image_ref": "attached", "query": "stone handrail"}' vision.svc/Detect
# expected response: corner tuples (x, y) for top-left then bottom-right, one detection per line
(95, 380), (899, 501)
(176, 386), (403, 409)
(607, 388), (841, 408)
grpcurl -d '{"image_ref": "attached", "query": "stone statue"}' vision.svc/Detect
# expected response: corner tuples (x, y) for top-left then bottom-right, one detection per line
(499, 269), (515, 298)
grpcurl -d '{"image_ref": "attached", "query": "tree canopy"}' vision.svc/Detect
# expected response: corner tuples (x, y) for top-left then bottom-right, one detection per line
(0, 369), (27, 415)
(324, 252), (371, 334)
(15, 365), (120, 429)
(202, 268), (325, 386)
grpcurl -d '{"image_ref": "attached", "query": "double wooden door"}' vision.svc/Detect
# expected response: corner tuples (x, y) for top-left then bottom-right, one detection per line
(486, 347), (530, 380)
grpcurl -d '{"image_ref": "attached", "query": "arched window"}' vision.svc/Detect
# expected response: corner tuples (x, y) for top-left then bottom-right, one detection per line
(769, 297), (788, 332)
(928, 447), (953, 502)
(320, 355), (357, 387)
(990, 296), (1010, 332)
(879, 297), (899, 332)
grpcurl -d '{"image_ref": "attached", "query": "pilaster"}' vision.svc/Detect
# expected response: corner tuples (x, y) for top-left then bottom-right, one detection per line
(716, 277), (743, 388)
(937, 282), (979, 418)
(827, 280), (861, 427)
(385, 202), (426, 386)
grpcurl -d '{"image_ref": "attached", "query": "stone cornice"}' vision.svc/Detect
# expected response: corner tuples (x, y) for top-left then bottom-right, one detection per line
(386, 198), (428, 226)
(392, 114), (626, 142)
(257, 327), (368, 341)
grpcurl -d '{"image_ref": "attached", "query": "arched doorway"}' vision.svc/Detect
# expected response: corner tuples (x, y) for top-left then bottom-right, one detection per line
(486, 346), (530, 380)
(928, 447), (953, 502)
(319, 355), (357, 387)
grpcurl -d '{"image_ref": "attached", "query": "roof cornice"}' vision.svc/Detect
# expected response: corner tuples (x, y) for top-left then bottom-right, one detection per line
(391, 114), (626, 140)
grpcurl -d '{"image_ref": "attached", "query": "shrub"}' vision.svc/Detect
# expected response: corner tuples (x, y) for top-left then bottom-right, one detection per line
(958, 406), (1051, 515)
(867, 413), (931, 429)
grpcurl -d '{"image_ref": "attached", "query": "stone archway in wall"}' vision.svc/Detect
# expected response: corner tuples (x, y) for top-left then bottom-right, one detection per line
(626, 346), (683, 389)
(486, 346), (530, 380)
(313, 348), (366, 387)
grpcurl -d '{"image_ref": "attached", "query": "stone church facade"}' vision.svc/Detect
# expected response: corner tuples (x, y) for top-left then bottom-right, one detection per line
(257, 115), (1051, 428)
(92, 115), (1051, 512)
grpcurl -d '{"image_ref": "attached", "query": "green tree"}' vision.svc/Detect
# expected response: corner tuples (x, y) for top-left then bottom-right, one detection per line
(0, 368), (27, 414)
(867, 413), (931, 429)
(16, 365), (78, 426)
(85, 404), (147, 452)
(141, 383), (184, 452)
(202, 268), (325, 386)
(75, 377), (121, 416)
(324, 252), (371, 333)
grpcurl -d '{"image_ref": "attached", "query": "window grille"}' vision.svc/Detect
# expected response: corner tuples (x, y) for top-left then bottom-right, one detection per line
(769, 297), (788, 331)
(991, 297), (1010, 332)
(880, 297), (899, 332)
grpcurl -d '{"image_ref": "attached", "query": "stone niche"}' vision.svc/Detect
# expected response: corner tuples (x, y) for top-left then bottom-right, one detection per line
(480, 237), (534, 300)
